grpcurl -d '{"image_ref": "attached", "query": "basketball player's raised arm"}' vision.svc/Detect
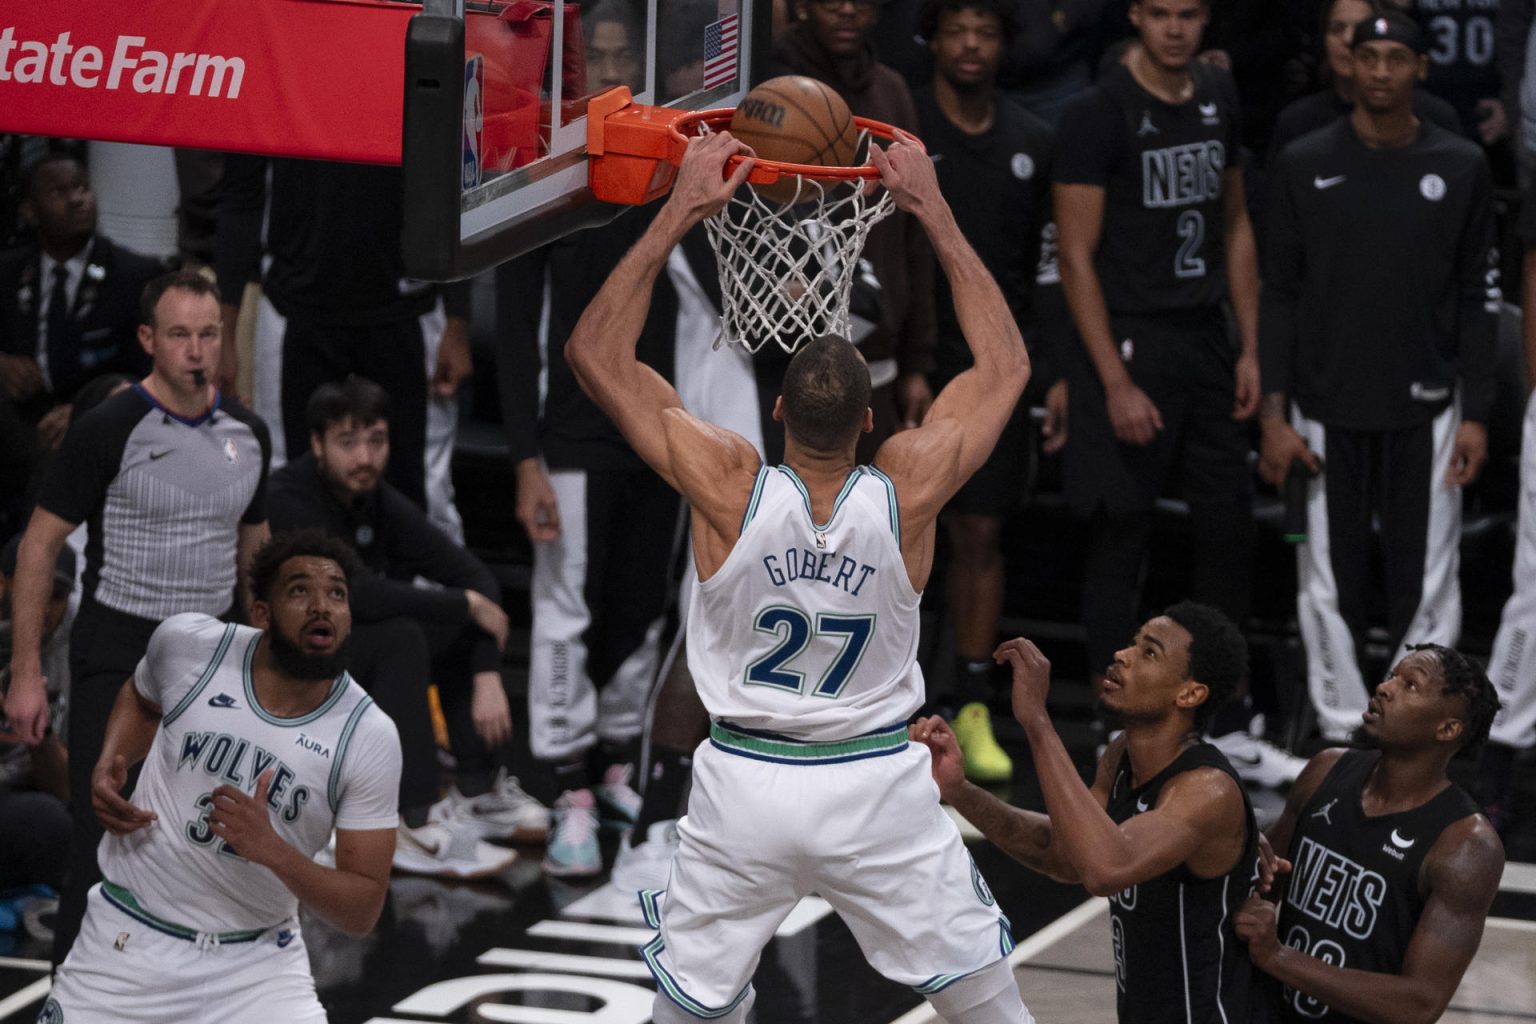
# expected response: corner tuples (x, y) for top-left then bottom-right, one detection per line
(1238, 818), (1504, 1024)
(869, 133), (1029, 514)
(565, 132), (756, 492)
(998, 639), (1247, 896)
(909, 715), (1084, 884)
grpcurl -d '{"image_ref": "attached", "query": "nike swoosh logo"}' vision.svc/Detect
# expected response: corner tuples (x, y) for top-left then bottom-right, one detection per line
(149, 449), (173, 460)
(1389, 828), (1415, 849)
(208, 693), (238, 708)
(1313, 175), (1346, 190)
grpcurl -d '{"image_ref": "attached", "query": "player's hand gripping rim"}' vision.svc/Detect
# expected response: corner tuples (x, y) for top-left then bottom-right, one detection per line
(667, 131), (756, 225)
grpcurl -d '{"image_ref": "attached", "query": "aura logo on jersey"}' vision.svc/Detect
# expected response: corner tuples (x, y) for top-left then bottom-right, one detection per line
(0, 28), (245, 98)
(1140, 141), (1225, 209)
(1286, 836), (1386, 939)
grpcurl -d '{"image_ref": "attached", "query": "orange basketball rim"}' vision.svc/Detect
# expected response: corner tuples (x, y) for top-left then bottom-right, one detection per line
(585, 86), (922, 207)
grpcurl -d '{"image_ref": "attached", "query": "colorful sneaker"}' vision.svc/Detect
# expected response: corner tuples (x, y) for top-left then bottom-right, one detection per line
(432, 768), (551, 844)
(393, 815), (517, 879)
(1208, 723), (1307, 789)
(543, 789), (603, 878)
(594, 763), (642, 831)
(609, 820), (680, 895)
(953, 702), (1013, 783)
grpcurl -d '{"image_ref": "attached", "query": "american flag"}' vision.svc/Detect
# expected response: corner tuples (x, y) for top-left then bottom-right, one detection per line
(702, 13), (740, 90)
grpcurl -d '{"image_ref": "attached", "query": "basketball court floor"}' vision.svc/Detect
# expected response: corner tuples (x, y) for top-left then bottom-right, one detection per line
(1, 699), (1532, 1024)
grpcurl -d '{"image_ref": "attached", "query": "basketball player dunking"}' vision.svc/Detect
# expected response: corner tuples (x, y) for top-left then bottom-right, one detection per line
(566, 130), (1034, 1023)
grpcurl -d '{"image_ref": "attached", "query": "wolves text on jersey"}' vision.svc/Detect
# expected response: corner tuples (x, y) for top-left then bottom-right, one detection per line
(178, 730), (312, 822)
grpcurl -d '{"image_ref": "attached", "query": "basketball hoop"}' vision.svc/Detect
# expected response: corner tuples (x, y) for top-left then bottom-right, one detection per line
(587, 90), (918, 354)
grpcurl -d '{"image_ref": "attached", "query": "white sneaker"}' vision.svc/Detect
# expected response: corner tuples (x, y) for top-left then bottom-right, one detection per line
(594, 763), (642, 831)
(609, 820), (680, 894)
(431, 768), (551, 843)
(394, 816), (518, 879)
(1209, 724), (1307, 789)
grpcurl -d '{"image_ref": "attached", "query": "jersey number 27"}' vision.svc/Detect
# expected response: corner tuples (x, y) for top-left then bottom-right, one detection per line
(744, 607), (875, 699)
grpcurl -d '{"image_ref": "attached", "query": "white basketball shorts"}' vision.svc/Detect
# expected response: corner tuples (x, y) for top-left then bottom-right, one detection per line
(42, 883), (325, 1024)
(642, 724), (1014, 1017)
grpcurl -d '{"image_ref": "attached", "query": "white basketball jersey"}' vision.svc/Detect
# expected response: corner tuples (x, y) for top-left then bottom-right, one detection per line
(687, 465), (924, 739)
(99, 613), (401, 933)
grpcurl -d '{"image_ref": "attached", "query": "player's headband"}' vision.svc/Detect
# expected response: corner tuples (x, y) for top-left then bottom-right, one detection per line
(1351, 12), (1426, 54)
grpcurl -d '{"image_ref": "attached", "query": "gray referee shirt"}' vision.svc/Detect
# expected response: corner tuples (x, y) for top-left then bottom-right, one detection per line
(38, 385), (270, 621)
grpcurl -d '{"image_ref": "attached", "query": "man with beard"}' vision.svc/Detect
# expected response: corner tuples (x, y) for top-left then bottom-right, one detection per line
(1234, 645), (1505, 1023)
(6, 270), (271, 963)
(42, 530), (401, 1023)
(268, 377), (536, 878)
(911, 602), (1262, 1023)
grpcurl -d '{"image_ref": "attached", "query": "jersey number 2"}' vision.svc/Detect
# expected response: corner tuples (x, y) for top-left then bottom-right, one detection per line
(745, 607), (874, 698)
(1174, 210), (1206, 279)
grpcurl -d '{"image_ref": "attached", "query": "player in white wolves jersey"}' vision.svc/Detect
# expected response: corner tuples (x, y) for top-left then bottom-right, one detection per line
(566, 131), (1034, 1024)
(41, 530), (401, 1024)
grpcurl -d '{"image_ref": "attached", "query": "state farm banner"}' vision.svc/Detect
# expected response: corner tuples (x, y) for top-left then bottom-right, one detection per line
(0, 0), (414, 164)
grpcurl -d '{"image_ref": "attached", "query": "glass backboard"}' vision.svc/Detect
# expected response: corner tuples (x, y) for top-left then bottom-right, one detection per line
(401, 0), (766, 280)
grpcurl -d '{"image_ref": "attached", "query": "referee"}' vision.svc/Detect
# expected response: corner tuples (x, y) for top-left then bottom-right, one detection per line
(4, 269), (271, 963)
(1054, 0), (1260, 696)
(1259, 12), (1498, 741)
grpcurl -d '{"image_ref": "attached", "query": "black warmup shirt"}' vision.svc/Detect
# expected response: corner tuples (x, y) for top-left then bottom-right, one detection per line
(1267, 87), (1463, 166)
(1260, 117), (1498, 430)
(500, 206), (677, 471)
(39, 385), (269, 621)
(215, 156), (471, 327)
(268, 453), (500, 623)
(1105, 743), (1259, 1024)
(1276, 750), (1481, 1023)
(1055, 61), (1242, 316)
(912, 87), (1056, 385)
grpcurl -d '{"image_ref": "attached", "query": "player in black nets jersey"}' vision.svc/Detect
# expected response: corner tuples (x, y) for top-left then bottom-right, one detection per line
(1259, 12), (1498, 742)
(912, 602), (1261, 1024)
(1235, 644), (1504, 1023)
(1054, 0), (1259, 695)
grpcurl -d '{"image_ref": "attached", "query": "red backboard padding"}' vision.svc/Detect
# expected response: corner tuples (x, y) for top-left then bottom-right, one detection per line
(0, 0), (416, 164)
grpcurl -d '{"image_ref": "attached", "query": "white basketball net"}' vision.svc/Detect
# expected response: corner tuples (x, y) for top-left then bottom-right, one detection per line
(701, 129), (894, 354)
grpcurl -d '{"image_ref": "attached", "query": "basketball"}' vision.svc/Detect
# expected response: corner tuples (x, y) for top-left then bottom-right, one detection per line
(728, 75), (859, 204)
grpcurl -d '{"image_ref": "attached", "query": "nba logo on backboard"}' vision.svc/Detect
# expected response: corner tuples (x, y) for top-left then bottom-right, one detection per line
(462, 54), (484, 191)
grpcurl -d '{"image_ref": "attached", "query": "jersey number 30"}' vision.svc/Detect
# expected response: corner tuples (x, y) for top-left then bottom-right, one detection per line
(745, 607), (875, 699)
